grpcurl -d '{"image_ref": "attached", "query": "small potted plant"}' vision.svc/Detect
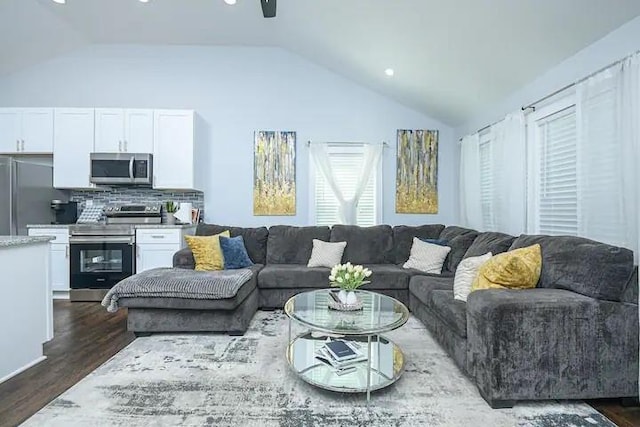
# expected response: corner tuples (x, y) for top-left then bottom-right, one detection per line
(164, 201), (178, 225)
(329, 262), (372, 306)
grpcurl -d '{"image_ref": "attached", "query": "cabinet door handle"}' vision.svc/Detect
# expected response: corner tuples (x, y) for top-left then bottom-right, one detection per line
(136, 245), (140, 257)
(21, 140), (24, 151)
(151, 235), (165, 239)
(124, 140), (128, 152)
(16, 139), (19, 151)
(119, 140), (122, 151)
(65, 245), (69, 258)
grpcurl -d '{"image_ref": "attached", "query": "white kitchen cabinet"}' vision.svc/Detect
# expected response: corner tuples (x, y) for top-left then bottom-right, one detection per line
(135, 227), (195, 273)
(95, 109), (153, 153)
(153, 110), (201, 190)
(0, 108), (54, 153)
(53, 108), (95, 189)
(28, 228), (70, 299)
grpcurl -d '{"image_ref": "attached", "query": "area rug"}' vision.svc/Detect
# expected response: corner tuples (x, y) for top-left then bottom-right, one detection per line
(24, 311), (612, 426)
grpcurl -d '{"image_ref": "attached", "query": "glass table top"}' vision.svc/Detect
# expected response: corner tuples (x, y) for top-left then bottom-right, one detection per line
(284, 289), (409, 335)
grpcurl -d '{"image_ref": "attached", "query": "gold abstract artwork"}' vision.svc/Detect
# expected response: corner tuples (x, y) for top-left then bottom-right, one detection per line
(253, 131), (296, 216)
(396, 129), (438, 214)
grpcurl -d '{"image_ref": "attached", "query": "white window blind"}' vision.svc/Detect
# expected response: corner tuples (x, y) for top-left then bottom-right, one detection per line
(478, 135), (495, 231)
(537, 107), (579, 235)
(313, 147), (377, 226)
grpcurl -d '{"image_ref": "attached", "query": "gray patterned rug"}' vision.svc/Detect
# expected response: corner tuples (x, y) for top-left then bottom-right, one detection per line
(24, 311), (612, 426)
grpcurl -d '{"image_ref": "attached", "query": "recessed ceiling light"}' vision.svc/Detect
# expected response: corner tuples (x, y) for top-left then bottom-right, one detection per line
(385, 68), (395, 77)
(139, 0), (150, 3)
(224, 0), (237, 5)
(52, 0), (65, 4)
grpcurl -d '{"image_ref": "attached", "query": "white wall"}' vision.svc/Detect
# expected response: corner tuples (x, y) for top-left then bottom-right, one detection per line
(456, 15), (640, 138)
(0, 45), (456, 227)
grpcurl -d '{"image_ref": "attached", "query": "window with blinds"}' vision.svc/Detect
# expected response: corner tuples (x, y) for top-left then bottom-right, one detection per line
(313, 146), (378, 226)
(478, 134), (495, 231)
(536, 107), (578, 235)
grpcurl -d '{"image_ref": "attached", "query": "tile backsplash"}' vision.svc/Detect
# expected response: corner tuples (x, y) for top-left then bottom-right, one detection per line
(71, 188), (205, 217)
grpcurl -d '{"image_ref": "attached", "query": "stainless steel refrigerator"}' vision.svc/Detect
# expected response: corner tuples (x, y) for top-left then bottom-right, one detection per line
(0, 156), (62, 236)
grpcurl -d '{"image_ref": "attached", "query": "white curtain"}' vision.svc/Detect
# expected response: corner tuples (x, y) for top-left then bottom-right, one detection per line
(459, 133), (483, 230)
(309, 143), (382, 225)
(576, 55), (640, 255)
(489, 112), (527, 235)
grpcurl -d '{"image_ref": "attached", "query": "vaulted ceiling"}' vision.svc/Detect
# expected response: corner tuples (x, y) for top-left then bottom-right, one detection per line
(1, 0), (640, 125)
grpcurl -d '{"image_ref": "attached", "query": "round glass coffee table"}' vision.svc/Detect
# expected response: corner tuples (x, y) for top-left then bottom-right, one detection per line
(284, 289), (409, 400)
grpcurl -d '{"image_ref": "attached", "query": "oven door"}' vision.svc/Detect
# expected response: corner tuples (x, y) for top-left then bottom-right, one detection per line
(69, 236), (135, 289)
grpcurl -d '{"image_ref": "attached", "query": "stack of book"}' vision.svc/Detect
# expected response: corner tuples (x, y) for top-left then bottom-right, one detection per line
(315, 339), (367, 375)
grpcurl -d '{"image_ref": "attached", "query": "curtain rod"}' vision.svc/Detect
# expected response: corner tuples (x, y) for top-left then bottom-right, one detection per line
(307, 141), (389, 146)
(521, 48), (640, 111)
(460, 49), (640, 141)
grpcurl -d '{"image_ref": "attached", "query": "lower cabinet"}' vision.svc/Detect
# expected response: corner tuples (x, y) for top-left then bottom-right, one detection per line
(135, 227), (195, 274)
(28, 228), (70, 299)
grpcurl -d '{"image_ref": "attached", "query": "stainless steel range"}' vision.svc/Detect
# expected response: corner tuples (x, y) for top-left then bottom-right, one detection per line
(68, 203), (161, 302)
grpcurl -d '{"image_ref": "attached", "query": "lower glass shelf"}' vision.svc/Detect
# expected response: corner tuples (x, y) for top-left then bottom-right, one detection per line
(285, 332), (405, 393)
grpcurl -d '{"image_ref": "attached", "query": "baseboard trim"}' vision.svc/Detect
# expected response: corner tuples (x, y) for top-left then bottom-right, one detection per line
(52, 291), (70, 300)
(0, 356), (47, 385)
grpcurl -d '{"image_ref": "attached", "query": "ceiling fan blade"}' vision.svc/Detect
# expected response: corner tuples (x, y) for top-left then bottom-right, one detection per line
(260, 0), (277, 18)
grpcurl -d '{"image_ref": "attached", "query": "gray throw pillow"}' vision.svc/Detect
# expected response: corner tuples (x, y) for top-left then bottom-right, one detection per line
(307, 239), (347, 268)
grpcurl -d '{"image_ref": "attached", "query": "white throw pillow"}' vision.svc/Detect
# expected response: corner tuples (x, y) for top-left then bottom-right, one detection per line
(403, 238), (451, 274)
(307, 239), (347, 268)
(453, 252), (493, 302)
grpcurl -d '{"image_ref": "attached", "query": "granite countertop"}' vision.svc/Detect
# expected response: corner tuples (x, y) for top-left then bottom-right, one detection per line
(27, 224), (197, 229)
(0, 236), (54, 248)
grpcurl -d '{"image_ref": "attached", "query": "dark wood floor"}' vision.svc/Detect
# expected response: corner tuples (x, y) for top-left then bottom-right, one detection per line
(0, 301), (135, 427)
(0, 301), (638, 427)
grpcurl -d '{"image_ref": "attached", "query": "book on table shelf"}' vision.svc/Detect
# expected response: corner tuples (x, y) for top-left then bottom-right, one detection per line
(315, 339), (367, 373)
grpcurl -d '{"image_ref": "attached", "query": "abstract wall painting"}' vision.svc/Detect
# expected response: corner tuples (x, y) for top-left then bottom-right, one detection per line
(253, 131), (296, 216)
(396, 129), (439, 214)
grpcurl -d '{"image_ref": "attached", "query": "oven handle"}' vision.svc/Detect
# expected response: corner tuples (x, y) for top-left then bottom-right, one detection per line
(129, 157), (135, 180)
(70, 236), (135, 245)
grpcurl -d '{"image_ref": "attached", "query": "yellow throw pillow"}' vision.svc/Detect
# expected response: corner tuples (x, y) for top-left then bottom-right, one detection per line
(471, 244), (542, 292)
(184, 231), (230, 271)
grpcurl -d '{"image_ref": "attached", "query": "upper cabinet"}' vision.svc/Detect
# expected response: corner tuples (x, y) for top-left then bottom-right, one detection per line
(53, 109), (95, 189)
(95, 109), (153, 153)
(153, 110), (202, 191)
(0, 108), (54, 153)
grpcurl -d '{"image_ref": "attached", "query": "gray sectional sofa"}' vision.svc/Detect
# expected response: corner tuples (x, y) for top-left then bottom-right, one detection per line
(120, 222), (639, 408)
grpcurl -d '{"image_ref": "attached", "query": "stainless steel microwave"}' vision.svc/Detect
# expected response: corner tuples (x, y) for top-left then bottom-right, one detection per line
(90, 153), (153, 186)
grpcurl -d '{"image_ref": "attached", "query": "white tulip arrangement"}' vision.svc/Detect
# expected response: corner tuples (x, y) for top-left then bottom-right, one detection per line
(329, 262), (372, 291)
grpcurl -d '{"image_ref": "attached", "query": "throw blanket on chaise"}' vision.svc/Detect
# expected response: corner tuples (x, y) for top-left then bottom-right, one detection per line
(101, 267), (253, 313)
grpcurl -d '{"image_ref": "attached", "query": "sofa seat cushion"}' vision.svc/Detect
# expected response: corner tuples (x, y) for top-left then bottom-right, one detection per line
(330, 225), (394, 264)
(258, 265), (331, 289)
(427, 290), (468, 338)
(408, 275), (454, 306)
(266, 225), (331, 264)
(510, 234), (634, 301)
(258, 264), (409, 290)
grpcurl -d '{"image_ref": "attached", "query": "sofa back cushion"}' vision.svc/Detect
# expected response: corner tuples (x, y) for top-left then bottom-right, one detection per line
(330, 225), (394, 264)
(438, 226), (479, 273)
(509, 234), (634, 301)
(392, 224), (445, 264)
(266, 225), (331, 264)
(621, 266), (638, 304)
(464, 232), (515, 259)
(196, 224), (268, 264)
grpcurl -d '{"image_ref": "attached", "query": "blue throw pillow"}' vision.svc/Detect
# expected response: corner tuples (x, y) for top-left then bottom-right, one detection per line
(420, 238), (449, 246)
(219, 235), (254, 269)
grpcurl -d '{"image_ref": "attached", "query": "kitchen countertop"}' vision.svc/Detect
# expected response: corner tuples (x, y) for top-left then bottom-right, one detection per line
(0, 236), (54, 248)
(27, 224), (197, 229)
